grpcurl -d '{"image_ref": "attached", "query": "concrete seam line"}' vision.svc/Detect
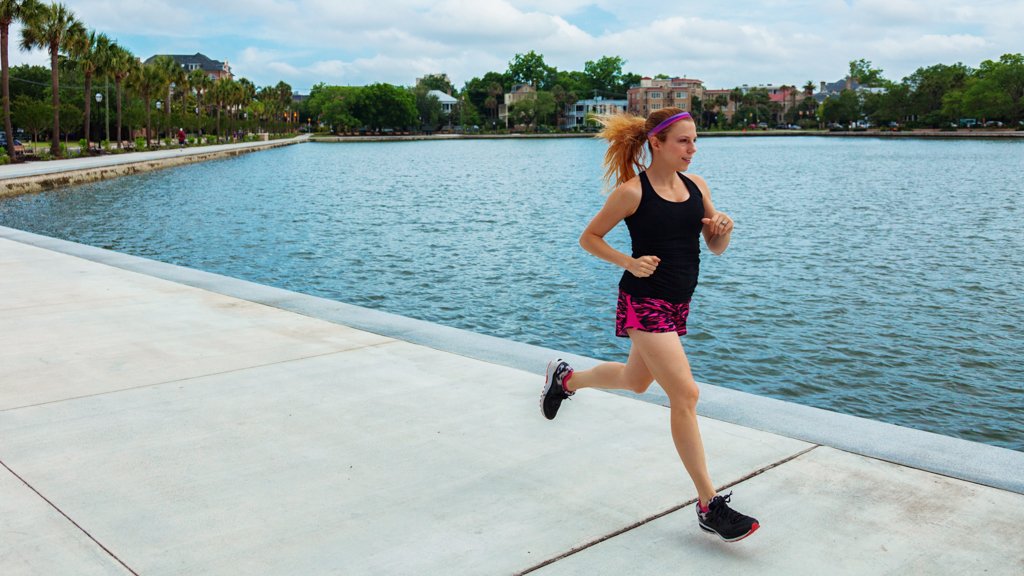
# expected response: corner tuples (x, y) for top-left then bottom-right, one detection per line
(0, 459), (140, 576)
(0, 339), (399, 413)
(513, 445), (819, 575)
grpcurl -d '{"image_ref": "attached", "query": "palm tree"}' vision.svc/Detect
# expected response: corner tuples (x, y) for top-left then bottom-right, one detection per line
(19, 1), (84, 156)
(209, 77), (229, 142)
(487, 81), (502, 120)
(188, 68), (210, 137)
(64, 29), (109, 154)
(236, 77), (254, 134)
(803, 81), (815, 95)
(1, 0), (41, 160)
(106, 44), (135, 149)
(154, 55), (183, 141)
(128, 63), (165, 148)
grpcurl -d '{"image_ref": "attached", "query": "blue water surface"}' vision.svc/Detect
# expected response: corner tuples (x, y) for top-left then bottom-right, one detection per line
(2, 137), (1022, 449)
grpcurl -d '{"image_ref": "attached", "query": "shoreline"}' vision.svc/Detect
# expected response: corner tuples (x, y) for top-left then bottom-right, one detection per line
(311, 130), (1024, 143)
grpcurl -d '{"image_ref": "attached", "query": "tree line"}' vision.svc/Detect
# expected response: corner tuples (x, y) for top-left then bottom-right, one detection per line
(1, 0), (302, 161)
(819, 56), (1024, 128)
(298, 52), (640, 133)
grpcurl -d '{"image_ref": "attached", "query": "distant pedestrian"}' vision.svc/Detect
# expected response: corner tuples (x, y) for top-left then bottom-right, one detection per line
(177, 128), (186, 150)
(540, 107), (759, 543)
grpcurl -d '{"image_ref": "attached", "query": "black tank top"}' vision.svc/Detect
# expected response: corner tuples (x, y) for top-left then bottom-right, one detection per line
(618, 171), (705, 304)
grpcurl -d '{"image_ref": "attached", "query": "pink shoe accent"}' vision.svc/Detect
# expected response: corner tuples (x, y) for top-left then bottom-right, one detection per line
(698, 499), (710, 513)
(562, 370), (574, 393)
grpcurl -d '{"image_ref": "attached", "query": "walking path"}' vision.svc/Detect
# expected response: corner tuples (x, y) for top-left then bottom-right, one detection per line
(1, 226), (1022, 575)
(0, 136), (307, 199)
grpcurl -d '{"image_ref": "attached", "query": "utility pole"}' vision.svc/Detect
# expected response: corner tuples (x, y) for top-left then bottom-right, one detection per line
(104, 77), (109, 143)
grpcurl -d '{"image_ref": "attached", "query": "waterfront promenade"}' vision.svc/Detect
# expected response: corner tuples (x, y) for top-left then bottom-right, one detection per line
(0, 135), (308, 199)
(2, 225), (1023, 575)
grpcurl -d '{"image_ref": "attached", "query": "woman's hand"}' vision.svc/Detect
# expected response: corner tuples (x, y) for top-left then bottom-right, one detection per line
(701, 212), (734, 236)
(628, 255), (660, 278)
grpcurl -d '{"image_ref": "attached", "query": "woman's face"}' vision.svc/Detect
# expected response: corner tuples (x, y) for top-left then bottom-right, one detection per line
(650, 120), (697, 172)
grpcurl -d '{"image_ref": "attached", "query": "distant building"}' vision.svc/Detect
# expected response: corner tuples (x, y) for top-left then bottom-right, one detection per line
(292, 92), (308, 103)
(702, 89), (736, 121)
(427, 90), (457, 114)
(144, 53), (233, 81)
(813, 77), (885, 103)
(498, 83), (537, 125)
(627, 77), (704, 117)
(563, 97), (627, 128)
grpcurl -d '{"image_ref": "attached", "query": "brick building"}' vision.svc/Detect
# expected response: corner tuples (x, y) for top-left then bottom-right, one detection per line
(627, 77), (704, 117)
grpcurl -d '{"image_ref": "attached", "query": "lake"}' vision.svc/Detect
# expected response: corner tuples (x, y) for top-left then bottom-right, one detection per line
(2, 136), (1022, 450)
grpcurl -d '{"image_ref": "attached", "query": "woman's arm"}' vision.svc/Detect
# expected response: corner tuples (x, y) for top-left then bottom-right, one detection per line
(689, 174), (733, 255)
(579, 180), (660, 278)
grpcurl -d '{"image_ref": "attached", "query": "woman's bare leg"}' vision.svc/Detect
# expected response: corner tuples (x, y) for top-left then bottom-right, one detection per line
(564, 345), (655, 394)
(562, 330), (716, 505)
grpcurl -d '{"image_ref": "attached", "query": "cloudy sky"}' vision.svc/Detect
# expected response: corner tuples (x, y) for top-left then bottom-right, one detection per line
(12, 0), (1023, 93)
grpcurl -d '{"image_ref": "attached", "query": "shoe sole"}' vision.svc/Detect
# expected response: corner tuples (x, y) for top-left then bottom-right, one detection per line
(698, 521), (760, 542)
(540, 359), (560, 420)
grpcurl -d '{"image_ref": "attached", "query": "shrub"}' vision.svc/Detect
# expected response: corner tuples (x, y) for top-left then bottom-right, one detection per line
(187, 137), (195, 145)
(59, 142), (69, 157)
(37, 149), (52, 161)
(134, 137), (145, 149)
(164, 137), (172, 147)
(101, 139), (110, 151)
(0, 149), (9, 165)
(78, 138), (88, 153)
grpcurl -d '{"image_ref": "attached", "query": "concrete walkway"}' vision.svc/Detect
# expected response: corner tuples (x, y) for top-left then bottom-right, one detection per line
(0, 136), (307, 180)
(2, 229), (1023, 575)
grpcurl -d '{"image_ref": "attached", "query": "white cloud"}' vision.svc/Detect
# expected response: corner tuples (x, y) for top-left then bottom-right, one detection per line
(6, 0), (1022, 90)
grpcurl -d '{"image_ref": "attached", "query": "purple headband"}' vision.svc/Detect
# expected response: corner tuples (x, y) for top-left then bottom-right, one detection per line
(648, 112), (692, 137)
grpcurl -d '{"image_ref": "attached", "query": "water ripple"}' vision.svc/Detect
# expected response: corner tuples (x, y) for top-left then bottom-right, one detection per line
(2, 137), (1022, 450)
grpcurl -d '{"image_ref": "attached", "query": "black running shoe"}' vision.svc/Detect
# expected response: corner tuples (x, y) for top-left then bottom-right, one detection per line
(540, 359), (574, 420)
(696, 492), (759, 542)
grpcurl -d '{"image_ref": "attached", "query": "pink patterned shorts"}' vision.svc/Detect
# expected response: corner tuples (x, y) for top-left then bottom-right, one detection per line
(615, 290), (690, 338)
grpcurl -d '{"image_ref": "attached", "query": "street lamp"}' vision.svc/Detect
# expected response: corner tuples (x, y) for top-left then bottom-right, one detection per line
(95, 93), (102, 103)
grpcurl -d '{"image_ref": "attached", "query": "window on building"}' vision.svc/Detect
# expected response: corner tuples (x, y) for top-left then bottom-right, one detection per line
(672, 82), (684, 87)
(649, 92), (662, 99)
(650, 103), (662, 110)
(675, 91), (686, 99)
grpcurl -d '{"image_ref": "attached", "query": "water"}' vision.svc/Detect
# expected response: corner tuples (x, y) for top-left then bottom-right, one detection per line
(2, 137), (1022, 450)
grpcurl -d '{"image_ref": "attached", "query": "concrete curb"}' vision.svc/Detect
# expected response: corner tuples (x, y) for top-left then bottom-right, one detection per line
(0, 138), (303, 199)
(2, 224), (1021, 495)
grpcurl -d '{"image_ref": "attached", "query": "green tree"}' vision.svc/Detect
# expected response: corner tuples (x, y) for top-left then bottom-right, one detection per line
(106, 44), (135, 148)
(507, 50), (548, 89)
(583, 55), (625, 96)
(153, 55), (184, 140)
(188, 68), (211, 134)
(12, 93), (48, 144)
(411, 85), (444, 128)
(509, 91), (555, 128)
(57, 99), (77, 144)
(347, 83), (416, 130)
(19, 0), (84, 156)
(65, 29), (110, 150)
(849, 59), (885, 87)
(127, 63), (166, 147)
(416, 74), (453, 94)
(803, 81), (815, 95)
(1, 0), (41, 160)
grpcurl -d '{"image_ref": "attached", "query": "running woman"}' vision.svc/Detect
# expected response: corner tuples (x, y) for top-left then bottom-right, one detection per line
(540, 107), (759, 543)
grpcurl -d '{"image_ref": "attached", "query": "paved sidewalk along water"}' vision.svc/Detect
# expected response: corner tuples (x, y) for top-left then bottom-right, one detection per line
(1, 231), (1022, 575)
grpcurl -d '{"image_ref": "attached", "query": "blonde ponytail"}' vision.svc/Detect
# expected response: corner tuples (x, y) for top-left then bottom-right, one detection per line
(595, 107), (691, 191)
